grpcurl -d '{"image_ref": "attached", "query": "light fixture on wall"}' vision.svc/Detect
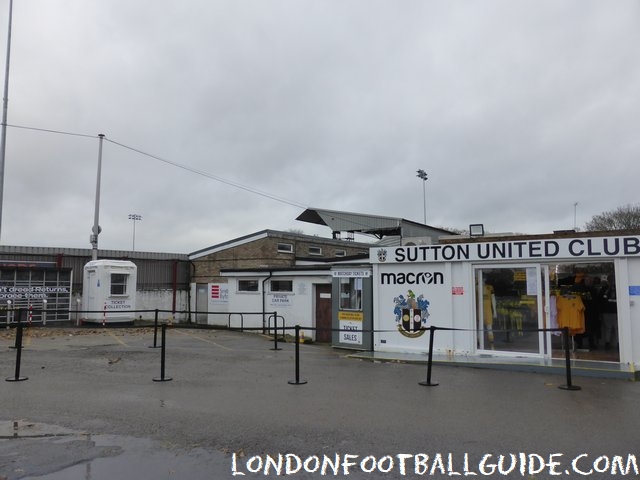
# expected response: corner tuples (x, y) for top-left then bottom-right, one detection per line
(469, 224), (485, 237)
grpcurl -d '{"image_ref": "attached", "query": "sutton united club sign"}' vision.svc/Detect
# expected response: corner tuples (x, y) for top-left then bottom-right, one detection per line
(373, 236), (640, 264)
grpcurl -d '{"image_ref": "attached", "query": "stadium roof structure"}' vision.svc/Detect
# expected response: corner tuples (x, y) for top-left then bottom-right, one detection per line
(296, 207), (455, 240)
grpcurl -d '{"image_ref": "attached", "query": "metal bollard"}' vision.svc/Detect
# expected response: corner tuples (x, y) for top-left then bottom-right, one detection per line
(288, 325), (307, 385)
(6, 300), (11, 329)
(270, 313), (281, 351)
(559, 327), (581, 391)
(149, 309), (160, 348)
(9, 309), (23, 350)
(153, 324), (172, 382)
(419, 325), (439, 387)
(6, 323), (28, 382)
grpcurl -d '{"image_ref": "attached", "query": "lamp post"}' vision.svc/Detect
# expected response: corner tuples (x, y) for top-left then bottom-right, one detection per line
(416, 169), (428, 224)
(0, 0), (14, 242)
(91, 134), (105, 260)
(573, 202), (578, 230)
(128, 214), (142, 251)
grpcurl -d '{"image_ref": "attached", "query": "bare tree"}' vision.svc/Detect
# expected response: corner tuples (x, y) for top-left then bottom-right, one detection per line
(584, 203), (640, 231)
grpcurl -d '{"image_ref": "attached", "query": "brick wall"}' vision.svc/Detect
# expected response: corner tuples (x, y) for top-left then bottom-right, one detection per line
(192, 233), (370, 284)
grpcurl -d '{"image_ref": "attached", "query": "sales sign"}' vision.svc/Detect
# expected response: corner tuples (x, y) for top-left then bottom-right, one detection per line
(339, 311), (363, 345)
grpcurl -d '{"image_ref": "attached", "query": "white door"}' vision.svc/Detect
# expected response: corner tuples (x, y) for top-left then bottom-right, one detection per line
(196, 283), (209, 324)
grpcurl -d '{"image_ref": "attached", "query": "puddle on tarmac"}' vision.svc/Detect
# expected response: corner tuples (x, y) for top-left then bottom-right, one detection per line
(21, 440), (228, 480)
(0, 420), (230, 480)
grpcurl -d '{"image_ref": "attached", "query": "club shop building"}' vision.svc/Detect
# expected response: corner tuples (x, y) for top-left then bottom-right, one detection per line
(370, 231), (640, 378)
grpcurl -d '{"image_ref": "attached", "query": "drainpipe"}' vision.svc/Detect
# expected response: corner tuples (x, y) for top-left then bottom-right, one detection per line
(188, 261), (197, 324)
(171, 260), (178, 320)
(261, 271), (273, 334)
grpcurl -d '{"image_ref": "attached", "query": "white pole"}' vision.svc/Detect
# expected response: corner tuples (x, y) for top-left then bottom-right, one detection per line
(422, 180), (426, 224)
(128, 214), (141, 252)
(91, 134), (105, 260)
(416, 169), (428, 224)
(0, 0), (14, 242)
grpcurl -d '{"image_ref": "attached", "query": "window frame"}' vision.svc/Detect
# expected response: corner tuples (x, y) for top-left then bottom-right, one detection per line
(339, 277), (363, 311)
(237, 279), (260, 293)
(110, 273), (128, 296)
(270, 279), (293, 293)
(277, 243), (294, 254)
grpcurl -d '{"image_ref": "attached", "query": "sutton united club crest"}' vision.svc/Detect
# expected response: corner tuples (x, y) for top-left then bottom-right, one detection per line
(393, 289), (430, 338)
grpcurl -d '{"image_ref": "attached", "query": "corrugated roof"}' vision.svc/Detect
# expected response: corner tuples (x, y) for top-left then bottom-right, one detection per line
(0, 245), (188, 260)
(296, 208), (455, 239)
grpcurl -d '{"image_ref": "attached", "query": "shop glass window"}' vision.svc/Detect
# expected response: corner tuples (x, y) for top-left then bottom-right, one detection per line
(270, 280), (293, 293)
(476, 267), (540, 355)
(550, 262), (618, 361)
(277, 243), (293, 253)
(339, 277), (362, 310)
(238, 279), (259, 292)
(111, 274), (128, 295)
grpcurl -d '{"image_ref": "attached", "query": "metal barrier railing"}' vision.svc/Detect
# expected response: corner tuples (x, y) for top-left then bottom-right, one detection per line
(3, 310), (582, 391)
(266, 313), (285, 351)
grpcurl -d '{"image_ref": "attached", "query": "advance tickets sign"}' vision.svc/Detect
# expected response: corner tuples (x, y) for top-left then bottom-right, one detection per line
(372, 235), (640, 264)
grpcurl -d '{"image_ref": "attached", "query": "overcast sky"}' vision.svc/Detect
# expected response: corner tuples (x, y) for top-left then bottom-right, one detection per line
(0, 1), (638, 254)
